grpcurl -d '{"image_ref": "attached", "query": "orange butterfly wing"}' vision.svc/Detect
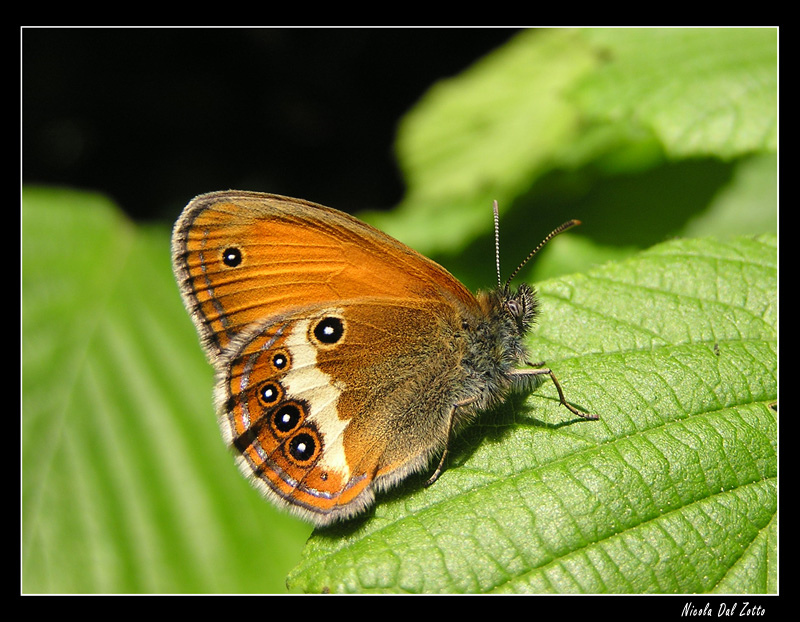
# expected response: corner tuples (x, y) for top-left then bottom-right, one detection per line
(172, 191), (476, 357)
(172, 191), (483, 524)
(218, 298), (468, 522)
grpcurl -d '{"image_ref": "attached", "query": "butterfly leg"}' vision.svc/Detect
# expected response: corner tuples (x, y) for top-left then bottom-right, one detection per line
(513, 366), (598, 420)
(424, 396), (479, 487)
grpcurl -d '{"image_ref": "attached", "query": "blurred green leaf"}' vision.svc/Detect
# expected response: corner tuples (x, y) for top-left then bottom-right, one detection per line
(396, 29), (597, 201)
(574, 28), (777, 159)
(288, 234), (777, 594)
(366, 27), (776, 259)
(683, 153), (777, 238)
(368, 28), (598, 253)
(22, 187), (311, 593)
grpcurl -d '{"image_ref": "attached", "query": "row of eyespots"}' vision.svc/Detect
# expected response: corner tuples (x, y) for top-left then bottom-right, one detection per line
(251, 378), (319, 465)
(253, 344), (320, 465)
(220, 295), (347, 466)
(257, 316), (345, 465)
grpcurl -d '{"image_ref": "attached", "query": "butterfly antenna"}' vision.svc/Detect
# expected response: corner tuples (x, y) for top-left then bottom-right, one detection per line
(493, 201), (502, 289)
(503, 219), (582, 288)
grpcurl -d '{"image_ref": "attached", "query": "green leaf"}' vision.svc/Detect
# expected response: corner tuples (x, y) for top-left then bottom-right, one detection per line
(370, 28), (776, 258)
(370, 28), (598, 254)
(395, 28), (597, 202)
(683, 153), (777, 238)
(22, 187), (311, 593)
(287, 234), (777, 594)
(574, 28), (777, 159)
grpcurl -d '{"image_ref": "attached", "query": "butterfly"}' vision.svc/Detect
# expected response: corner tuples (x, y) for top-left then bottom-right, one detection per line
(171, 191), (597, 527)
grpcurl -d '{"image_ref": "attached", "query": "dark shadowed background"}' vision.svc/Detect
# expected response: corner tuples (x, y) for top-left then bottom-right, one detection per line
(23, 28), (519, 222)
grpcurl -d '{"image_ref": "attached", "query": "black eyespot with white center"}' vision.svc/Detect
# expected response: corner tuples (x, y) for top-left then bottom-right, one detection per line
(222, 247), (242, 267)
(312, 316), (344, 345)
(257, 382), (282, 407)
(272, 403), (302, 433)
(272, 351), (289, 371)
(288, 431), (318, 464)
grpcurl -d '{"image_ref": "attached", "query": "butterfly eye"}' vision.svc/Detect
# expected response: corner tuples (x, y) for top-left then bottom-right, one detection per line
(312, 316), (345, 345)
(221, 247), (242, 267)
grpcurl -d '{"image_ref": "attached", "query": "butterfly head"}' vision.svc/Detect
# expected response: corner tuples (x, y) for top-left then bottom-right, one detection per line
(480, 212), (582, 375)
(501, 282), (537, 336)
(490, 203), (580, 338)
(469, 282), (538, 384)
